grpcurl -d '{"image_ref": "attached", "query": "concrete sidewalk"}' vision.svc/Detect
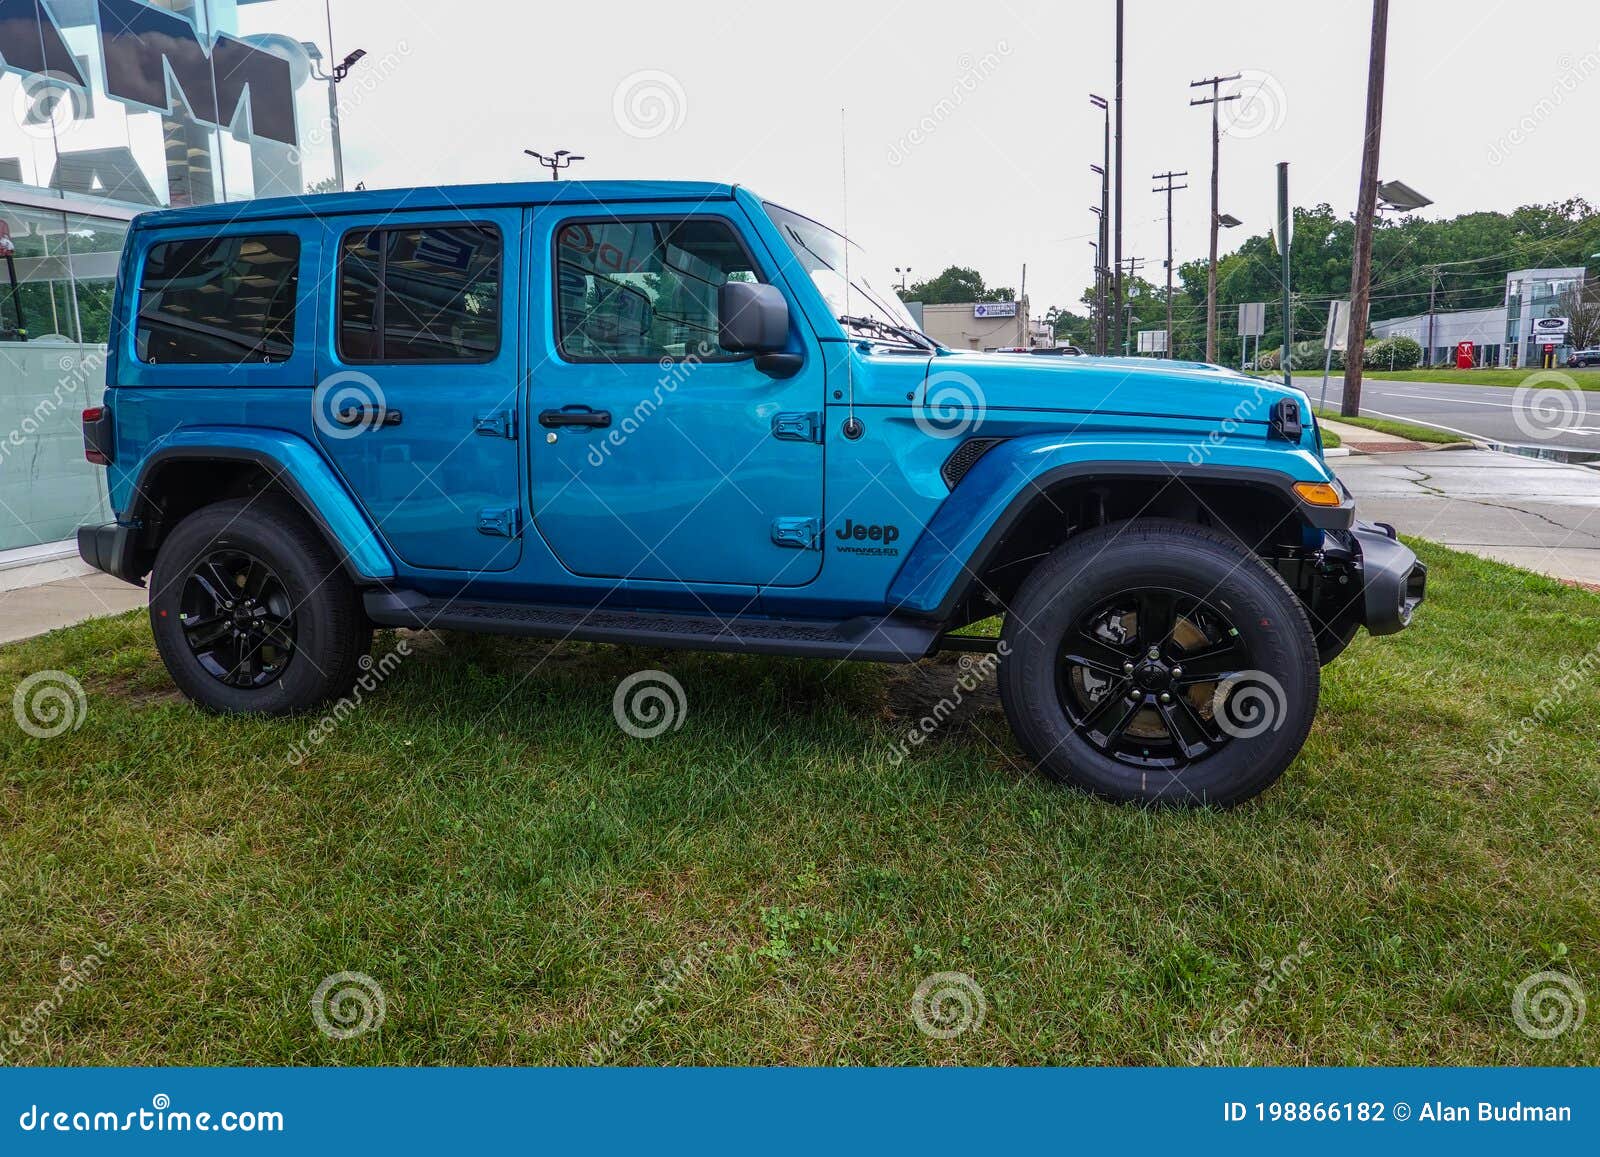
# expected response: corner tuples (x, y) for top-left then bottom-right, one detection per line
(1336, 449), (1600, 585)
(0, 553), (146, 645)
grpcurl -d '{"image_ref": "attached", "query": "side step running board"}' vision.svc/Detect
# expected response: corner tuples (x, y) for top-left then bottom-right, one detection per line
(363, 590), (942, 663)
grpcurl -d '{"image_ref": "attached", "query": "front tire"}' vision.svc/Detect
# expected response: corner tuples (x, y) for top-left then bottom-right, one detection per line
(149, 497), (371, 715)
(997, 519), (1320, 807)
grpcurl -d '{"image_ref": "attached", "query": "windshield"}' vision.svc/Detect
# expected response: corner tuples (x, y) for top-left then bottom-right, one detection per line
(763, 202), (922, 336)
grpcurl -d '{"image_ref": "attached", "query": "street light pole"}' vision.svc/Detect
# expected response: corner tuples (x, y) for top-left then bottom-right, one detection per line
(1090, 94), (1110, 355)
(1190, 73), (1241, 365)
(1112, 3), (1125, 354)
(525, 149), (586, 180)
(1153, 170), (1188, 359)
(1344, 0), (1390, 417)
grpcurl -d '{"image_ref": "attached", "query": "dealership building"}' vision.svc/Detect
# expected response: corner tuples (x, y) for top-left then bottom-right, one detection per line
(1370, 266), (1587, 368)
(0, 0), (339, 560)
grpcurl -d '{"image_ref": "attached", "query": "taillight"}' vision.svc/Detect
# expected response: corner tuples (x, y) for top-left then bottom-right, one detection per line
(82, 407), (111, 465)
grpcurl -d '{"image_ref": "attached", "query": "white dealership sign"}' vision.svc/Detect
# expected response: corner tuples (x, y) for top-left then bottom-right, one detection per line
(973, 301), (1018, 318)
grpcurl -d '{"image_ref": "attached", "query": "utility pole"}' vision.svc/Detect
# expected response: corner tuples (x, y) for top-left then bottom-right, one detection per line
(1190, 73), (1241, 365)
(1119, 256), (1146, 355)
(1112, 1), (1125, 355)
(1153, 170), (1188, 359)
(1343, 0), (1389, 417)
(1424, 265), (1439, 366)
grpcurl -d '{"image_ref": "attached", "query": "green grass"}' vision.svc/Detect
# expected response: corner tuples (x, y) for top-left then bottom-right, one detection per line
(1365, 367), (1600, 390)
(1319, 426), (1341, 450)
(1, 543), (1596, 1065)
(1315, 409), (1466, 445)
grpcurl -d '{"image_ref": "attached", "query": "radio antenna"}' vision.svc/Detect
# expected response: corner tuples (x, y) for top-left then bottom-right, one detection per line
(840, 107), (859, 434)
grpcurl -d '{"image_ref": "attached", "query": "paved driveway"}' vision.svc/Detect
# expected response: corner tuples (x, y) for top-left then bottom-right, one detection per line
(1337, 448), (1600, 585)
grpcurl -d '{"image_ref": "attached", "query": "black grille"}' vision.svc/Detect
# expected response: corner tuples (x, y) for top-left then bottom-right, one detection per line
(940, 437), (1006, 489)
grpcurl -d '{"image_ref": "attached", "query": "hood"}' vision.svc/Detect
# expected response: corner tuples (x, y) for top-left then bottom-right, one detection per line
(927, 348), (1311, 428)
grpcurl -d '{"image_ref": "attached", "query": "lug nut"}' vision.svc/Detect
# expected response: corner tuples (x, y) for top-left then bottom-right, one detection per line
(1147, 647), (1160, 659)
(1123, 662), (1135, 674)
(1159, 692), (1172, 704)
(1171, 666), (1183, 678)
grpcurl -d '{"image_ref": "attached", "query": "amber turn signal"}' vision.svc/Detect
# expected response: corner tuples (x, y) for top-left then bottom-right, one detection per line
(1293, 482), (1343, 507)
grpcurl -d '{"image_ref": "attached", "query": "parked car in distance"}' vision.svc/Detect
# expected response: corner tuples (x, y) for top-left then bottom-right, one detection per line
(1568, 348), (1600, 368)
(78, 180), (1425, 807)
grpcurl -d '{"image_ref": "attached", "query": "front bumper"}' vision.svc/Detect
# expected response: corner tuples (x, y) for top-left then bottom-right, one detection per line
(1349, 521), (1426, 634)
(77, 522), (145, 587)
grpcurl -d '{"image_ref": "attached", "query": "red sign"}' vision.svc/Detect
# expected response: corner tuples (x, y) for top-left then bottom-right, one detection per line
(1455, 341), (1475, 370)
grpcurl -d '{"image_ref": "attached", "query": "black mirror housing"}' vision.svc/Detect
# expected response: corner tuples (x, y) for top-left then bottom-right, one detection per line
(718, 281), (788, 353)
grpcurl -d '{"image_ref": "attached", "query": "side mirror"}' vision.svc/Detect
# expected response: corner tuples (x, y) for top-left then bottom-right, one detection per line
(718, 281), (788, 353)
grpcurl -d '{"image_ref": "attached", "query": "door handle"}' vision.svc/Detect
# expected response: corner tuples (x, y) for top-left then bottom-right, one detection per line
(539, 406), (612, 429)
(334, 403), (402, 428)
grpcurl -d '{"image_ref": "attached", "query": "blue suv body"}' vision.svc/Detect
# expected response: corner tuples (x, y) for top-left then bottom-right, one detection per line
(78, 180), (1424, 805)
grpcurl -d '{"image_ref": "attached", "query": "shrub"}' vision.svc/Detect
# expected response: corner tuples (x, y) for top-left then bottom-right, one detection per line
(1363, 336), (1422, 370)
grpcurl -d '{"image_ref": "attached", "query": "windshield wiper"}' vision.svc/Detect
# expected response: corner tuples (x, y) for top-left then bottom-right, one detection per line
(837, 314), (938, 352)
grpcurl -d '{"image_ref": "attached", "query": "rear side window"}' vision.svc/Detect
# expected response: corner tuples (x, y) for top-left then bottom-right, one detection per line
(136, 234), (300, 364)
(555, 218), (760, 361)
(338, 225), (501, 363)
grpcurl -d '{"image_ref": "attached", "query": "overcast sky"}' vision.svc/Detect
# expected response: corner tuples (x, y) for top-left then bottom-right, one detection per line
(329, 0), (1600, 318)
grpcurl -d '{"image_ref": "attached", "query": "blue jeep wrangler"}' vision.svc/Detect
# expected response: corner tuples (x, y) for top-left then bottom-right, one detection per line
(77, 180), (1424, 806)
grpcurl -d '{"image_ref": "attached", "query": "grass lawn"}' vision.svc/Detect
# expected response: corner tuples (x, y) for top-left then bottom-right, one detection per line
(1366, 367), (1600, 390)
(1319, 426), (1341, 450)
(1, 543), (1596, 1066)
(1315, 409), (1465, 446)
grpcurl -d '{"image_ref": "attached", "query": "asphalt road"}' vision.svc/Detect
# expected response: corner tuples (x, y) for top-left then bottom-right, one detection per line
(1288, 373), (1600, 453)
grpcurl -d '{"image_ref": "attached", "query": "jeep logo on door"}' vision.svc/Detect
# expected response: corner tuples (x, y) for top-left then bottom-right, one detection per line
(0, 0), (298, 146)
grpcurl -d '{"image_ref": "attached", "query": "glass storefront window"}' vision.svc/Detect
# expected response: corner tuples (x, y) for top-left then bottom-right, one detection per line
(64, 213), (128, 346)
(0, 203), (78, 343)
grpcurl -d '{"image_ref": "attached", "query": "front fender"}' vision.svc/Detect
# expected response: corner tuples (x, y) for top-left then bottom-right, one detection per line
(886, 433), (1349, 618)
(117, 427), (395, 583)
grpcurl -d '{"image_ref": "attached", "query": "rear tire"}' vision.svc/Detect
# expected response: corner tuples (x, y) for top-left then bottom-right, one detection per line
(149, 497), (370, 715)
(997, 518), (1320, 807)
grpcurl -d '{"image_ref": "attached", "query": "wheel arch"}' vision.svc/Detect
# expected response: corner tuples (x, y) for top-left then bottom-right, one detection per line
(118, 436), (394, 585)
(889, 447), (1352, 628)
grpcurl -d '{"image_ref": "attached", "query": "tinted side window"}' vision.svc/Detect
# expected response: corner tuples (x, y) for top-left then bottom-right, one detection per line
(555, 218), (760, 361)
(338, 225), (501, 363)
(136, 234), (300, 364)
